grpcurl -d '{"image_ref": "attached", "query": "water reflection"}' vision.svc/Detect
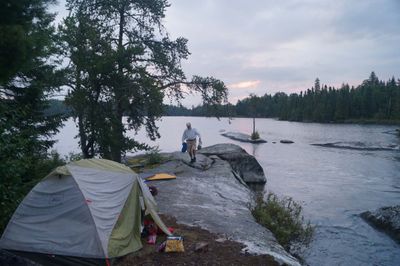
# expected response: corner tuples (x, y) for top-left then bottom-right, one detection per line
(251, 143), (260, 157)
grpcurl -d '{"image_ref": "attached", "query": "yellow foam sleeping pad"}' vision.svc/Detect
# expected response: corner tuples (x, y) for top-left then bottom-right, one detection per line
(146, 173), (176, 181)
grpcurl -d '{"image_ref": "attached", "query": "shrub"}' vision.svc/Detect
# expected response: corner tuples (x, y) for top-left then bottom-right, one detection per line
(146, 146), (164, 165)
(251, 131), (260, 140)
(65, 152), (84, 162)
(251, 193), (314, 251)
(33, 151), (66, 181)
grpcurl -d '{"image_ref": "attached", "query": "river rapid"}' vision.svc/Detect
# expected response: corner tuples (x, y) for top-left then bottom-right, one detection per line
(54, 117), (400, 266)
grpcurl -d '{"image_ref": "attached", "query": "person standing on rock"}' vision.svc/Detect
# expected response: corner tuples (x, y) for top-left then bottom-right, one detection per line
(182, 122), (202, 163)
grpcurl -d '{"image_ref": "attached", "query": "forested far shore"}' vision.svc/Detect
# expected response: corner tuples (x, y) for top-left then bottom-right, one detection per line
(49, 72), (400, 124)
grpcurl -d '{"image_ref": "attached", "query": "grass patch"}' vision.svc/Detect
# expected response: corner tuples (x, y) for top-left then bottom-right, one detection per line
(251, 193), (314, 251)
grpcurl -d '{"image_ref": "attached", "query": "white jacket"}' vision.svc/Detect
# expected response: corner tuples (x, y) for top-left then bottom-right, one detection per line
(182, 128), (202, 144)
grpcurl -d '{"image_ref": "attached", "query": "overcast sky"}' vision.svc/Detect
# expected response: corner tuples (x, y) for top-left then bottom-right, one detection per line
(53, 0), (400, 106)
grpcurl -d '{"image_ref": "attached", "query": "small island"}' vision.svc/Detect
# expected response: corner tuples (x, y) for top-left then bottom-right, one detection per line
(221, 131), (267, 143)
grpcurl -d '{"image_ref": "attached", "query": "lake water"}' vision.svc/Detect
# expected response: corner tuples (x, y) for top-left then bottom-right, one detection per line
(54, 117), (400, 266)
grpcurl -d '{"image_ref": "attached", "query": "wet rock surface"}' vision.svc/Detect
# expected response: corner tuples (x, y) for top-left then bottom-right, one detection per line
(136, 144), (299, 265)
(221, 131), (267, 143)
(280, 140), (294, 144)
(198, 143), (266, 184)
(361, 205), (400, 243)
(311, 141), (399, 151)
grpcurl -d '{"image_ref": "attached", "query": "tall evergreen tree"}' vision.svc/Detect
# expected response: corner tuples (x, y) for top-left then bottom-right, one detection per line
(0, 0), (64, 230)
(60, 0), (227, 162)
(314, 78), (321, 91)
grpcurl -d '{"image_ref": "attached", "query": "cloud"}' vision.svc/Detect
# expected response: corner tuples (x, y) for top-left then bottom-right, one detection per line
(52, 0), (400, 106)
(229, 80), (261, 90)
(229, 95), (251, 104)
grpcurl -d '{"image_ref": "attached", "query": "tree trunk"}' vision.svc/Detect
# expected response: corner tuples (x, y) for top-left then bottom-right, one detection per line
(109, 112), (124, 162)
(109, 6), (126, 163)
(78, 114), (88, 158)
(75, 66), (93, 158)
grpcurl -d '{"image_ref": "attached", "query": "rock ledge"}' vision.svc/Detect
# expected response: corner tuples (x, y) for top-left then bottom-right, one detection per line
(199, 143), (266, 184)
(361, 205), (400, 243)
(133, 143), (299, 266)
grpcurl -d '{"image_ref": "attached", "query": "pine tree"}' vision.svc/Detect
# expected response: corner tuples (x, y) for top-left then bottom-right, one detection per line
(0, 0), (64, 231)
(61, 0), (227, 162)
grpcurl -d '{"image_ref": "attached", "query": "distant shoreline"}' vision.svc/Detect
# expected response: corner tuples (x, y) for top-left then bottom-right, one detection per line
(162, 115), (400, 126)
(47, 99), (400, 126)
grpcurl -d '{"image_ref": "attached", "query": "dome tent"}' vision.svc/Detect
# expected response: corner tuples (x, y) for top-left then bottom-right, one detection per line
(0, 159), (171, 265)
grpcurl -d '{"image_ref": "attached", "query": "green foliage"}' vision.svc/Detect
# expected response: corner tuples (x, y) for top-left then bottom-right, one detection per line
(45, 99), (72, 116)
(65, 152), (84, 162)
(60, 0), (228, 162)
(251, 193), (314, 251)
(36, 151), (66, 177)
(0, 0), (64, 233)
(146, 146), (164, 165)
(251, 131), (260, 140)
(0, 0), (55, 82)
(162, 73), (400, 124)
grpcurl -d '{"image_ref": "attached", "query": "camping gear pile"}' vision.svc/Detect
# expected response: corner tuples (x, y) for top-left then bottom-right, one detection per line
(156, 236), (185, 253)
(0, 159), (182, 265)
(141, 218), (184, 253)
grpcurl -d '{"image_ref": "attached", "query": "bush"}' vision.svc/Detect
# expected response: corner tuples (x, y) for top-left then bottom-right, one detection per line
(146, 146), (164, 165)
(65, 152), (84, 162)
(251, 131), (260, 140)
(251, 193), (314, 251)
(34, 151), (66, 180)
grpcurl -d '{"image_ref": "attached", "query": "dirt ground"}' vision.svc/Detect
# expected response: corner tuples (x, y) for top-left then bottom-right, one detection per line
(116, 215), (279, 266)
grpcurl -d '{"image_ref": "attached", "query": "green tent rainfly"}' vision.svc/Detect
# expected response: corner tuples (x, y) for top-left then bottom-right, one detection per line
(0, 158), (171, 264)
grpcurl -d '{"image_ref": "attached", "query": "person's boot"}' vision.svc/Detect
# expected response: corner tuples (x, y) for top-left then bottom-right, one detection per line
(190, 156), (195, 163)
(193, 156), (196, 162)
